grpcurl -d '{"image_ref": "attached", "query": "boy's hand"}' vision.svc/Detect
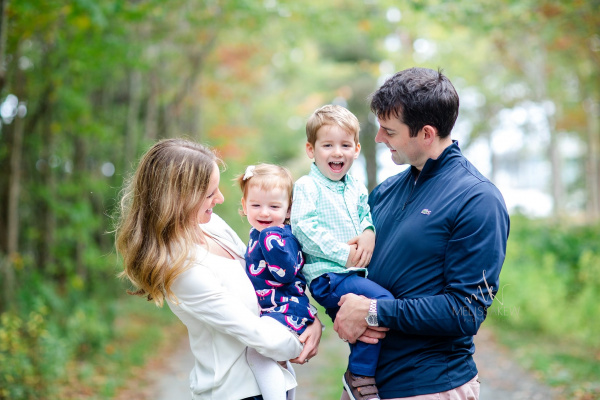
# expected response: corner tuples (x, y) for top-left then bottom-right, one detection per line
(347, 229), (375, 268)
(345, 244), (358, 268)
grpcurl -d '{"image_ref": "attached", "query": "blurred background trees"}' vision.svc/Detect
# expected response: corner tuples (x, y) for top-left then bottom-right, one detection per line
(0, 0), (598, 399)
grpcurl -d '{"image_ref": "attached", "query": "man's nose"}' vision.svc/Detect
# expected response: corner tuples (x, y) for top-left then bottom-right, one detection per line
(375, 127), (385, 143)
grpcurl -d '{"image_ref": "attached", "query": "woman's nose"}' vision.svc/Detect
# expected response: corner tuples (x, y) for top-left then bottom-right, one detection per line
(215, 189), (224, 204)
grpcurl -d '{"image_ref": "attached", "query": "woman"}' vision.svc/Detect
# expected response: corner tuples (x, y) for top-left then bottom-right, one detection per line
(115, 138), (322, 400)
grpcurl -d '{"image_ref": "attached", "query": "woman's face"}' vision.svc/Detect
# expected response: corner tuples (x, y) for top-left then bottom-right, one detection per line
(196, 163), (224, 224)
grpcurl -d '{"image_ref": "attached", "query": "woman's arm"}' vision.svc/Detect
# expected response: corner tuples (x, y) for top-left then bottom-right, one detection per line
(172, 265), (302, 361)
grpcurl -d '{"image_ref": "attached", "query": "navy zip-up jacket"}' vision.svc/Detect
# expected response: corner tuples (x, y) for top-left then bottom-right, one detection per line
(367, 142), (510, 398)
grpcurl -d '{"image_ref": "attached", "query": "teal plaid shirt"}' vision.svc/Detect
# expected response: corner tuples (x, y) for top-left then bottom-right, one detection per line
(291, 163), (375, 285)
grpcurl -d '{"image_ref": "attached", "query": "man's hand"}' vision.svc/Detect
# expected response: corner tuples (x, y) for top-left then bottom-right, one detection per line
(290, 317), (322, 364)
(357, 326), (388, 344)
(333, 293), (372, 344)
(347, 229), (375, 268)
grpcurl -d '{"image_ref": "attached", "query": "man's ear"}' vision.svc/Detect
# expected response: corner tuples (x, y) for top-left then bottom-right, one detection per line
(422, 125), (438, 145)
(305, 142), (315, 159)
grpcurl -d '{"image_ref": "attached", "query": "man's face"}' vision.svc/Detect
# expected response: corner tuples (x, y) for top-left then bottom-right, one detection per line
(375, 116), (422, 168)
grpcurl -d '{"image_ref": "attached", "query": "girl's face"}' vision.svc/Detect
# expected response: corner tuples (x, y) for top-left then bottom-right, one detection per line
(196, 164), (224, 224)
(242, 185), (290, 232)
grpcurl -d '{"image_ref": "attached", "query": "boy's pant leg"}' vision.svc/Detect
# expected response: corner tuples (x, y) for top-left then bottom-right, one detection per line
(309, 272), (395, 377)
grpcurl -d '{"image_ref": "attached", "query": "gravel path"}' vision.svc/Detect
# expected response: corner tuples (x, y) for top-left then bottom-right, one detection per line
(138, 326), (562, 400)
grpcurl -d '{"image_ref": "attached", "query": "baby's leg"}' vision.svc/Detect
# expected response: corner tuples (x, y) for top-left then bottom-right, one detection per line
(285, 360), (296, 400)
(246, 347), (287, 400)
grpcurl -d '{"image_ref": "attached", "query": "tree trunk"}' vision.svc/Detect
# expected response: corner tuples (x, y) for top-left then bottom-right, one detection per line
(124, 70), (142, 166)
(73, 136), (86, 281)
(548, 128), (563, 219)
(362, 123), (378, 191)
(38, 101), (56, 277)
(7, 105), (23, 254)
(584, 98), (600, 221)
(0, 0), (9, 92)
(144, 71), (159, 142)
(0, 110), (21, 311)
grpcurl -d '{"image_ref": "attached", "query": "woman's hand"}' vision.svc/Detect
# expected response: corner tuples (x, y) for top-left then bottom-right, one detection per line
(290, 317), (322, 364)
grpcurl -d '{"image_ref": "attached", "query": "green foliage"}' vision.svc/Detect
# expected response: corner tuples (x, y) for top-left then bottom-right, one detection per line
(0, 305), (64, 399)
(485, 215), (600, 396)
(482, 216), (600, 397)
(489, 216), (600, 348)
(1, 0), (599, 398)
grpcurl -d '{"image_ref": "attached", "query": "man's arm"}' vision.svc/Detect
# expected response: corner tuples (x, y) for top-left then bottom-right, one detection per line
(335, 184), (509, 339)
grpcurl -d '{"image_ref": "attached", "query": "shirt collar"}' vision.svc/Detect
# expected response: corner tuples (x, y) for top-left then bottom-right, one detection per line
(309, 163), (349, 191)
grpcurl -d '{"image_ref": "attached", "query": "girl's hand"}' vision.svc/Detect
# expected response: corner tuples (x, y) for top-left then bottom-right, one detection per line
(290, 317), (322, 364)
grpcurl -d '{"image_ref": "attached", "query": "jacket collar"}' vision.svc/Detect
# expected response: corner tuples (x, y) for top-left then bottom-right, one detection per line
(411, 140), (463, 180)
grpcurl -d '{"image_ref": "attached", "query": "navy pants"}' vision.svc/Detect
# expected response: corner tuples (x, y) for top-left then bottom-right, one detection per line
(309, 271), (394, 377)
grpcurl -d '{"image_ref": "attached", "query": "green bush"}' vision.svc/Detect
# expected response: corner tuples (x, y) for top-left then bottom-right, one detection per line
(488, 215), (600, 348)
(0, 305), (65, 399)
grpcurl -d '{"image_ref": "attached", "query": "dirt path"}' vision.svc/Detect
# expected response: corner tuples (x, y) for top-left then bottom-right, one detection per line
(131, 326), (562, 400)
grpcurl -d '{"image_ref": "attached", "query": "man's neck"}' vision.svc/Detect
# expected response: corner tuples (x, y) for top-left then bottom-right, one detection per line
(414, 137), (453, 171)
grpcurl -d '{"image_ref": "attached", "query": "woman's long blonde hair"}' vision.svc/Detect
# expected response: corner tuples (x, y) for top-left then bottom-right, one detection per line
(115, 139), (221, 306)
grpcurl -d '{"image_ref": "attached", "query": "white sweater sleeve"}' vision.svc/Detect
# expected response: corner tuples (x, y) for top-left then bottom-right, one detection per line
(172, 254), (302, 362)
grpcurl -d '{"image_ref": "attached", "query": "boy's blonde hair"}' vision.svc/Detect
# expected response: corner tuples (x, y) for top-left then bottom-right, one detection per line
(305, 104), (360, 146)
(115, 138), (222, 306)
(236, 163), (294, 224)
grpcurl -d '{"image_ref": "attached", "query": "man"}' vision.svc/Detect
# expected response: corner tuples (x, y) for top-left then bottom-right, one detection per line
(335, 67), (510, 400)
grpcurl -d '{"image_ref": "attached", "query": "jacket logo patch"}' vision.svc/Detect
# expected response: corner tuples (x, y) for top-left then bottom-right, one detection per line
(421, 209), (432, 215)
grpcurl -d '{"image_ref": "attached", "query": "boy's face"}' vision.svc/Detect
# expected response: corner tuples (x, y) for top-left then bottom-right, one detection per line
(306, 124), (360, 181)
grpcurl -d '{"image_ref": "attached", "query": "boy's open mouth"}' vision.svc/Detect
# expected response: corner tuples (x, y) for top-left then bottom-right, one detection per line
(329, 161), (344, 172)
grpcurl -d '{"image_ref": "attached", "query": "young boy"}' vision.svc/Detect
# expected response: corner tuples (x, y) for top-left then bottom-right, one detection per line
(291, 104), (394, 400)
